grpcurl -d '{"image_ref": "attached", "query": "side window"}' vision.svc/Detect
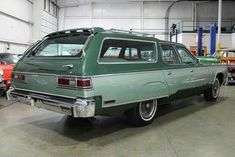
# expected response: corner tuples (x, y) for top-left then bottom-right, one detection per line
(124, 48), (139, 60)
(99, 39), (156, 63)
(160, 45), (180, 64)
(103, 47), (122, 59)
(176, 46), (196, 64)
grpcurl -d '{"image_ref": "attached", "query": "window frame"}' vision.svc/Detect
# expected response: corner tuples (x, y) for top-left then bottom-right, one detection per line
(97, 37), (158, 64)
(160, 43), (181, 65)
(174, 45), (198, 65)
(27, 35), (93, 60)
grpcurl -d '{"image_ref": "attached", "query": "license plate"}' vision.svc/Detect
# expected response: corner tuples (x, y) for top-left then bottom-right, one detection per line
(28, 75), (50, 85)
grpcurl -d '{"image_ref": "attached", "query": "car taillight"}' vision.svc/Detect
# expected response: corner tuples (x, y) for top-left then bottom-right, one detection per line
(77, 79), (92, 89)
(58, 77), (76, 87)
(58, 77), (92, 89)
(12, 73), (25, 81)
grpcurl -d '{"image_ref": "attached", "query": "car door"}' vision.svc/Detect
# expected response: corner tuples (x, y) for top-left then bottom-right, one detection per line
(160, 44), (194, 100)
(175, 46), (210, 91)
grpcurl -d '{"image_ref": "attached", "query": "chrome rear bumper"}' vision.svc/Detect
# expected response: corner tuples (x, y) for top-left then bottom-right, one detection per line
(7, 88), (95, 118)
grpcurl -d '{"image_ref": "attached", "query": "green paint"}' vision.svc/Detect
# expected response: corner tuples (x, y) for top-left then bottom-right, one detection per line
(197, 56), (220, 64)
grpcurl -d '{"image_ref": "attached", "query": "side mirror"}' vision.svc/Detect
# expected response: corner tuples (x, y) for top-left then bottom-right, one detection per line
(18, 54), (23, 58)
(196, 58), (200, 64)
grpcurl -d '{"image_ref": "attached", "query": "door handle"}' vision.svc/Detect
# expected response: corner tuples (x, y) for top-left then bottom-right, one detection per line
(62, 64), (74, 69)
(190, 69), (194, 72)
(167, 71), (172, 75)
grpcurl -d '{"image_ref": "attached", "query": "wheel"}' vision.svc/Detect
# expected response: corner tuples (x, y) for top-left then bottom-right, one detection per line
(125, 99), (157, 127)
(204, 78), (220, 101)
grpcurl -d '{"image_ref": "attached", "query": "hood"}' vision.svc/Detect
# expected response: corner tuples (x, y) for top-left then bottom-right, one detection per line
(197, 56), (220, 64)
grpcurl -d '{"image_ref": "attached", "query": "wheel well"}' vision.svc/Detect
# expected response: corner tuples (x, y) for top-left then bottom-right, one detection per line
(216, 73), (224, 85)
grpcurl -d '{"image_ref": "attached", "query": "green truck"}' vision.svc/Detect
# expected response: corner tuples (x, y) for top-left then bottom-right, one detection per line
(7, 28), (227, 126)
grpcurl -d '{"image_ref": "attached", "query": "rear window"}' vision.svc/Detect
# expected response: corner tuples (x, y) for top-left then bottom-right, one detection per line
(99, 39), (156, 63)
(31, 35), (88, 57)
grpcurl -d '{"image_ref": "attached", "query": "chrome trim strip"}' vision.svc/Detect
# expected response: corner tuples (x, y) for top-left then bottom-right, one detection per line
(11, 91), (73, 107)
(15, 67), (196, 79)
(97, 37), (158, 65)
(13, 71), (85, 78)
(102, 95), (169, 108)
(14, 88), (77, 99)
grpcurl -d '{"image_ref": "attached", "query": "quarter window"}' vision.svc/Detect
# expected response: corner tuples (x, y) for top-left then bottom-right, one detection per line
(160, 45), (180, 64)
(99, 39), (156, 63)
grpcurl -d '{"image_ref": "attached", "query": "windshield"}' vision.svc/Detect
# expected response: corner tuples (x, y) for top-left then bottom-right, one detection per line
(31, 35), (89, 57)
(0, 53), (21, 64)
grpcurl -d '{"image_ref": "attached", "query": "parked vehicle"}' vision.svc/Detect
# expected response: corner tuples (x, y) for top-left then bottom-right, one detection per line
(198, 49), (235, 84)
(0, 53), (21, 96)
(227, 65), (235, 84)
(197, 49), (235, 65)
(7, 28), (227, 126)
(219, 49), (235, 84)
(219, 49), (235, 65)
(197, 55), (220, 64)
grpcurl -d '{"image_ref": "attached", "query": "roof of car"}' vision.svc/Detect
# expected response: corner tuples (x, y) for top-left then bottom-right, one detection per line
(45, 27), (105, 37)
(45, 27), (158, 41)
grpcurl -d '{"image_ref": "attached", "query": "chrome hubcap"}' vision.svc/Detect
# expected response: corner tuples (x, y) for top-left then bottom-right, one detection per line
(139, 100), (157, 121)
(212, 79), (220, 98)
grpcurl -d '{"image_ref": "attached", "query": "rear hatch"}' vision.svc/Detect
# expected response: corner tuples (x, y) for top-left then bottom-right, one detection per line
(12, 32), (91, 98)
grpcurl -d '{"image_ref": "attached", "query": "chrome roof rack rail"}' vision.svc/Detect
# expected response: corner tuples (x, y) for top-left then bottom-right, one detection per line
(108, 28), (155, 37)
(45, 27), (105, 37)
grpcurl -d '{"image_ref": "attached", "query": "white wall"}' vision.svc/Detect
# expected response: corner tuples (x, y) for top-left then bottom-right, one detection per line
(41, 11), (58, 38)
(0, 0), (33, 53)
(232, 33), (235, 49)
(59, 1), (192, 40)
(33, 0), (58, 42)
(0, 0), (58, 54)
(59, 1), (235, 41)
(176, 32), (232, 54)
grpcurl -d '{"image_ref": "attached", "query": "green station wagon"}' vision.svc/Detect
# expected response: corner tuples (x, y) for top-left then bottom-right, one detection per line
(7, 27), (227, 126)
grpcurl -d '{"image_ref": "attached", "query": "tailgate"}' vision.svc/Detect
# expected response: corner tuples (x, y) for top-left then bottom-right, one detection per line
(12, 33), (91, 98)
(12, 59), (85, 98)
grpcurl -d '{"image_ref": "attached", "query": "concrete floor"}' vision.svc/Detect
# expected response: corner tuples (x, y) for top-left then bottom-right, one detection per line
(0, 86), (235, 157)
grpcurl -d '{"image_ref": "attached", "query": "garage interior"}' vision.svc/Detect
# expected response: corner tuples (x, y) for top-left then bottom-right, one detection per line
(0, 0), (235, 157)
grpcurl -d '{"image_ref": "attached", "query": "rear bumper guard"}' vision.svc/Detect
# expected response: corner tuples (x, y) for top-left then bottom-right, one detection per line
(7, 88), (95, 118)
